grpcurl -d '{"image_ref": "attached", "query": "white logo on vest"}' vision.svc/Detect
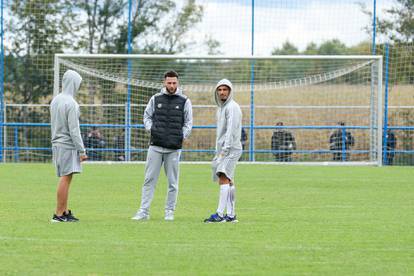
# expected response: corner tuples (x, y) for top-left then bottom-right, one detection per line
(157, 103), (162, 108)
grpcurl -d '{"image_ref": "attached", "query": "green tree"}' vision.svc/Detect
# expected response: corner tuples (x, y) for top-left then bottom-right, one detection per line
(74, 1), (127, 53)
(140, 0), (204, 54)
(5, 0), (76, 154)
(374, 1), (413, 84)
(6, 0), (75, 103)
(304, 42), (318, 55)
(271, 41), (299, 55)
(74, 0), (204, 54)
(317, 39), (348, 55)
(205, 35), (223, 55)
(347, 41), (371, 55)
(75, 0), (169, 54)
(360, 0), (413, 43)
(360, 0), (414, 84)
(113, 0), (171, 53)
(382, 0), (414, 43)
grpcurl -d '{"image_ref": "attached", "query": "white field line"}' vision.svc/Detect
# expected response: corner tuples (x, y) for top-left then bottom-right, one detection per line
(1, 236), (412, 252)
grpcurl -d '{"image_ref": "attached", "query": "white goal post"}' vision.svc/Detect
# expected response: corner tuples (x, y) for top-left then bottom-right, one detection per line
(53, 54), (383, 165)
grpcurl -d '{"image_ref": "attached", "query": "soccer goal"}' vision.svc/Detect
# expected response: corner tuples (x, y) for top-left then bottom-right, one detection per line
(53, 54), (383, 165)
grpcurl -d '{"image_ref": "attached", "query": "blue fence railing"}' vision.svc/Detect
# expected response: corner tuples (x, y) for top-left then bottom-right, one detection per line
(2, 122), (412, 163)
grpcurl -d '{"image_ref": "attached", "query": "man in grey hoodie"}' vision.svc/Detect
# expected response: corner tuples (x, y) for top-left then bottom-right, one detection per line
(50, 70), (87, 223)
(132, 70), (193, 221)
(204, 79), (242, 223)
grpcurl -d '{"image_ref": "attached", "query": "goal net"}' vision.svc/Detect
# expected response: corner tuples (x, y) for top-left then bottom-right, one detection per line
(53, 54), (383, 164)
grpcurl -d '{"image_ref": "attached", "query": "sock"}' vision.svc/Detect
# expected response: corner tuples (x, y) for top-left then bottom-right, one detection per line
(226, 185), (236, 217)
(216, 184), (230, 217)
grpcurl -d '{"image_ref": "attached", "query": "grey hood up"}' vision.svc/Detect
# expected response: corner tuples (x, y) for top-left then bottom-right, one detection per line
(214, 79), (242, 156)
(50, 70), (85, 154)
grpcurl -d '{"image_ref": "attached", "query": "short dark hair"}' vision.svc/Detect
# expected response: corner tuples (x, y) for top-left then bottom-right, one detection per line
(164, 70), (179, 79)
(276, 122), (284, 126)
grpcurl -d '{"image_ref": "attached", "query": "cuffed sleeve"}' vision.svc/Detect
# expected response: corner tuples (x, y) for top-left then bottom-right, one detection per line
(182, 99), (193, 139)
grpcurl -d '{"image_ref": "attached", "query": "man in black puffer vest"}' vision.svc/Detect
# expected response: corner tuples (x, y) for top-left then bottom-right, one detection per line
(132, 70), (193, 221)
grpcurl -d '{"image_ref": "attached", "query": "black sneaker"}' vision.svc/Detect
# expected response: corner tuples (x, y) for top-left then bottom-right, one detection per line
(64, 210), (79, 222)
(51, 214), (69, 223)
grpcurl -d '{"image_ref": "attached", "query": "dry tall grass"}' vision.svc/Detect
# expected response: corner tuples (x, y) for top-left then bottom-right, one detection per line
(184, 84), (414, 161)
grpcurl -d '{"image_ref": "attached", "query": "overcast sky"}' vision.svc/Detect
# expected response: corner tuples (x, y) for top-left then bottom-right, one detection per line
(3, 0), (396, 56)
(185, 0), (395, 55)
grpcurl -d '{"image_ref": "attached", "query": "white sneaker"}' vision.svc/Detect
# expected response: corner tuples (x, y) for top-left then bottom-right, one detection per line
(131, 211), (149, 221)
(165, 210), (174, 221)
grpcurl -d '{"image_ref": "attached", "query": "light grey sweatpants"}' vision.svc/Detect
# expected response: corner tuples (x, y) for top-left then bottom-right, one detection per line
(139, 146), (181, 214)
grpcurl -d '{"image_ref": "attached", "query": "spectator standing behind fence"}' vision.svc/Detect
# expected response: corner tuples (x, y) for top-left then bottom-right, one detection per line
(84, 127), (106, 161)
(329, 121), (355, 161)
(113, 129), (125, 161)
(241, 128), (247, 150)
(240, 127), (248, 160)
(385, 129), (397, 165)
(271, 122), (296, 162)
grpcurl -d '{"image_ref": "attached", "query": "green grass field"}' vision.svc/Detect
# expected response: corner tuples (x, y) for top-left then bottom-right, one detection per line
(1, 163), (413, 275)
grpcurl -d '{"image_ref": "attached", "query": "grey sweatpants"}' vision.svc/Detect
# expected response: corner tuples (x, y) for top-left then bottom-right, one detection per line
(139, 146), (181, 214)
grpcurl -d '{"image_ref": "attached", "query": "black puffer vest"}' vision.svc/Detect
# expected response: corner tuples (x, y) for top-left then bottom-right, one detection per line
(150, 93), (187, 149)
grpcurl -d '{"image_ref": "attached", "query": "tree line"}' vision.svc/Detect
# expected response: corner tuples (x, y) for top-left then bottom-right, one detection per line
(5, 0), (214, 105)
(2, 0), (413, 162)
(4, 0), (413, 106)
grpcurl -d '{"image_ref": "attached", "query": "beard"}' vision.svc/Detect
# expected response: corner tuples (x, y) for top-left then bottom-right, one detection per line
(167, 87), (177, 94)
(219, 95), (228, 102)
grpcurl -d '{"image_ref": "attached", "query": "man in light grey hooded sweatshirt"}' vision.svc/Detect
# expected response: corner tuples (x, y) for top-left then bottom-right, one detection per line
(204, 79), (242, 223)
(132, 70), (192, 221)
(50, 70), (87, 223)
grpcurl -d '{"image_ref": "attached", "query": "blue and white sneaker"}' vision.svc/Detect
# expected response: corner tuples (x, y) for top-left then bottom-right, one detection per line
(224, 215), (238, 223)
(204, 213), (225, 223)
